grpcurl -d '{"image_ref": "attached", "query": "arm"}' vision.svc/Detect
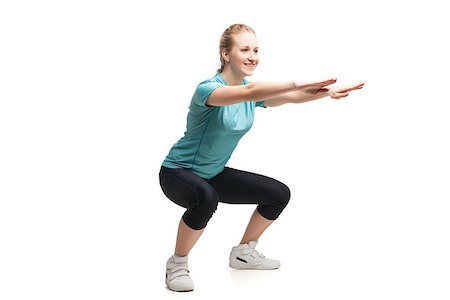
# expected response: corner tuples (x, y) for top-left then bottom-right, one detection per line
(206, 78), (338, 107)
(264, 82), (365, 107)
(206, 81), (297, 106)
(264, 90), (329, 107)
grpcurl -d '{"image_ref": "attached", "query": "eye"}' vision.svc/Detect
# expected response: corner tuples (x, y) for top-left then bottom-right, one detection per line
(241, 49), (248, 52)
(254, 49), (259, 54)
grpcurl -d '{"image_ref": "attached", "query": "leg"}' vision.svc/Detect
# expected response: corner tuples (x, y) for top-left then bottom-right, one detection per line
(209, 167), (291, 242)
(230, 207), (283, 270)
(160, 166), (219, 255)
(175, 218), (204, 256)
(240, 208), (274, 244)
(159, 166), (219, 291)
(209, 167), (290, 270)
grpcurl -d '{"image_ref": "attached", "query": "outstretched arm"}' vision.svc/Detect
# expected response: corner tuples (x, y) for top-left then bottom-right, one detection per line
(206, 79), (337, 106)
(263, 82), (365, 107)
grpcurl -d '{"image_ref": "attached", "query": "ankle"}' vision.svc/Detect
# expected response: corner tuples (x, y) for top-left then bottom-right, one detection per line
(174, 250), (189, 256)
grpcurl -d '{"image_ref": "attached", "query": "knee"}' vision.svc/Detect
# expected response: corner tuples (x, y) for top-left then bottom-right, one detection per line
(263, 181), (290, 218)
(194, 184), (219, 212)
(183, 184), (219, 230)
(275, 182), (290, 209)
(281, 182), (291, 203)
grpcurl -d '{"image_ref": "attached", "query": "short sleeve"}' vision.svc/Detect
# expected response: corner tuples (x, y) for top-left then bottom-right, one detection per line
(192, 80), (224, 107)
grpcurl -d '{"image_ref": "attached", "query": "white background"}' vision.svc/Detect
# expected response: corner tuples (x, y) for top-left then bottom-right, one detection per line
(1, 0), (449, 299)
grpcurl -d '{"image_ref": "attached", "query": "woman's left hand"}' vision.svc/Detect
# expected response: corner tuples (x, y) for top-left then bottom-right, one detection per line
(329, 82), (365, 99)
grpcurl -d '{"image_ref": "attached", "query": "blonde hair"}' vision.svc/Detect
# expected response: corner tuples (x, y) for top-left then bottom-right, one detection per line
(217, 24), (256, 73)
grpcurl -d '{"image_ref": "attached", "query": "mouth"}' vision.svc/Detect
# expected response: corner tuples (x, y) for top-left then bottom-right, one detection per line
(244, 63), (256, 68)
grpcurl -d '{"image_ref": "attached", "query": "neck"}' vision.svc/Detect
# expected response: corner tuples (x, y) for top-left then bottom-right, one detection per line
(220, 67), (245, 86)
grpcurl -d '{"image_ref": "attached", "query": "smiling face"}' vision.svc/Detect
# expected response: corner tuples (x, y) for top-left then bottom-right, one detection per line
(222, 31), (259, 82)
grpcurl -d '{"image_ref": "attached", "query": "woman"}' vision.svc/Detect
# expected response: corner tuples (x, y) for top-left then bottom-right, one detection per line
(159, 23), (364, 292)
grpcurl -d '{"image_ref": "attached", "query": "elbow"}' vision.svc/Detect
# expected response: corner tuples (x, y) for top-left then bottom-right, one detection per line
(245, 82), (255, 101)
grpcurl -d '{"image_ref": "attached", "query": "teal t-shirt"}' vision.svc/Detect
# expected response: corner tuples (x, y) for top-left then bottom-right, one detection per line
(162, 73), (265, 179)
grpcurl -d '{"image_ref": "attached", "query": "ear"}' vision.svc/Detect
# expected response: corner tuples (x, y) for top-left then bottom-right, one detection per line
(221, 50), (229, 62)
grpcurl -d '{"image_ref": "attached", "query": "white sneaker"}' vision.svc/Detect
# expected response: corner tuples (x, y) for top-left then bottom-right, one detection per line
(165, 255), (194, 292)
(229, 241), (280, 270)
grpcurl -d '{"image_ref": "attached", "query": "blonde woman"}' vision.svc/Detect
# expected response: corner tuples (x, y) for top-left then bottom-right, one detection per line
(160, 23), (364, 292)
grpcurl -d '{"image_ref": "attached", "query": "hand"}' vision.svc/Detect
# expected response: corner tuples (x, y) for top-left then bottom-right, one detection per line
(294, 78), (337, 94)
(328, 82), (365, 99)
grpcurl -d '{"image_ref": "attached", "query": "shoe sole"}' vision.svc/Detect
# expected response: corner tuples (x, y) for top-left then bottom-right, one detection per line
(229, 261), (280, 270)
(165, 278), (194, 292)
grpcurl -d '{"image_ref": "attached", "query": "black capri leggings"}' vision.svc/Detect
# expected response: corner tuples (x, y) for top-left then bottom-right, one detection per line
(159, 166), (290, 230)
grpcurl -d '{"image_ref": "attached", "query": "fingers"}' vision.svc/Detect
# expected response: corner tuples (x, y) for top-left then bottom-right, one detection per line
(338, 82), (365, 93)
(349, 82), (365, 90)
(297, 80), (364, 96)
(295, 78), (337, 91)
(317, 78), (337, 87)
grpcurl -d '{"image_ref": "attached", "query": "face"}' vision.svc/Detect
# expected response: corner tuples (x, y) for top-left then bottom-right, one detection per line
(225, 31), (259, 77)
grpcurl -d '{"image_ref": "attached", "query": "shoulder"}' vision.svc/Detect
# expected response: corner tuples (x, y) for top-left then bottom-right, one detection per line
(192, 74), (226, 107)
(197, 73), (226, 89)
